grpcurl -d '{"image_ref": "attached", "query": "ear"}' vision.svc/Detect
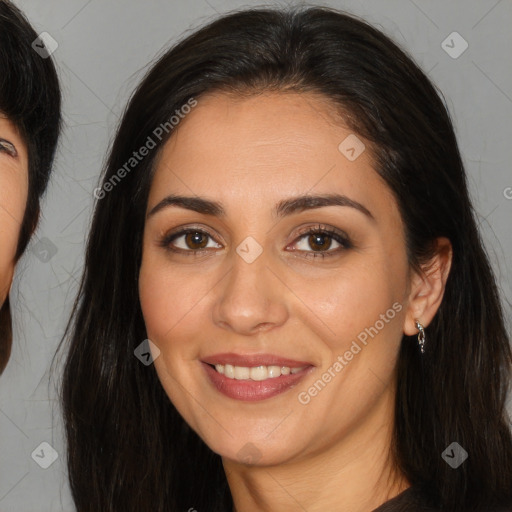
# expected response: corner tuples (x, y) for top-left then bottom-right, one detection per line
(403, 237), (453, 336)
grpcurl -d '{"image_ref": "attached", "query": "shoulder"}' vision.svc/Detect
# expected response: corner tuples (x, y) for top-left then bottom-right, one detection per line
(372, 487), (438, 512)
(373, 487), (512, 512)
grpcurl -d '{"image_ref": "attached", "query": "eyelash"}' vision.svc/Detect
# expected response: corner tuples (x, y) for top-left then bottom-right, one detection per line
(0, 139), (17, 157)
(290, 225), (352, 259)
(159, 224), (352, 260)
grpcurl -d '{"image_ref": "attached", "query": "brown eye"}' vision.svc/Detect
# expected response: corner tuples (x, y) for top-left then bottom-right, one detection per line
(162, 228), (222, 252)
(307, 233), (332, 251)
(289, 226), (353, 259)
(185, 232), (209, 250)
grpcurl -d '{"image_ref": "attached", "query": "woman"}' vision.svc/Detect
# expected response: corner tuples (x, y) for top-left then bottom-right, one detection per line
(62, 6), (512, 512)
(0, 0), (61, 373)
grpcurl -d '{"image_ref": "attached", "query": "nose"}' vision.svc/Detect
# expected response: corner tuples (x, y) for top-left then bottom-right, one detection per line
(211, 249), (289, 335)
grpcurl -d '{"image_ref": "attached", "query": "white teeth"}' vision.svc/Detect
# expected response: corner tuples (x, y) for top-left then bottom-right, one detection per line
(250, 366), (268, 381)
(234, 366), (250, 380)
(267, 365), (281, 378)
(212, 364), (307, 380)
(225, 364), (235, 379)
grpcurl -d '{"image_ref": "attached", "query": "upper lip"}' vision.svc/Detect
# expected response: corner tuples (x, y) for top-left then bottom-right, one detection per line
(201, 353), (312, 368)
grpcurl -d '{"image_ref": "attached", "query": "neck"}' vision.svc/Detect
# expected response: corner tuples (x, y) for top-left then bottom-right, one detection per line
(223, 386), (409, 512)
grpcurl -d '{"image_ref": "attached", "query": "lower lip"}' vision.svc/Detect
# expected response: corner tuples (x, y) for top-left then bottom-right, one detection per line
(202, 362), (312, 402)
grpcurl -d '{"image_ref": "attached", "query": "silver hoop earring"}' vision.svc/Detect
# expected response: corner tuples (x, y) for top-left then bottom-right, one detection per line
(415, 320), (426, 354)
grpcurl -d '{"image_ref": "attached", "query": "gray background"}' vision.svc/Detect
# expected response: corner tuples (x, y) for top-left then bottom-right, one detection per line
(0, 1), (511, 510)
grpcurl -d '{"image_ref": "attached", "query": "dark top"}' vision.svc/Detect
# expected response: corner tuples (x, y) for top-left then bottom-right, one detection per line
(372, 487), (512, 512)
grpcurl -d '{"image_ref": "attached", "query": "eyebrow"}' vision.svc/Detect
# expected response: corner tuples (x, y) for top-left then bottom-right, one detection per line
(147, 193), (374, 221)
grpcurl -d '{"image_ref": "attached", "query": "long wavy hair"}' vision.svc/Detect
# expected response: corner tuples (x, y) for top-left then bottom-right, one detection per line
(61, 6), (512, 511)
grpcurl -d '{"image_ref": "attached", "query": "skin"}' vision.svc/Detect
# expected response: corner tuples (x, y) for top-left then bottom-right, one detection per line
(139, 92), (452, 512)
(0, 114), (28, 311)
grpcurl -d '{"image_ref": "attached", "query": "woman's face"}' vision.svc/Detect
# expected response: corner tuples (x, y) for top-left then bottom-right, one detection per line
(0, 115), (28, 308)
(139, 92), (414, 466)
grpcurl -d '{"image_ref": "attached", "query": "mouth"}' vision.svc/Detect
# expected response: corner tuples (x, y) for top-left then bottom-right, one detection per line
(211, 363), (307, 380)
(201, 353), (314, 401)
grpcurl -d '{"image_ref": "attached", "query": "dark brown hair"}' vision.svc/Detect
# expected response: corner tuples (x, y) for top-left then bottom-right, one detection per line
(0, 0), (61, 373)
(61, 6), (512, 511)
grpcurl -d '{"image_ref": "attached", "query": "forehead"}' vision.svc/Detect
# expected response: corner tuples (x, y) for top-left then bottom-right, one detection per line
(149, 91), (397, 220)
(162, 91), (349, 161)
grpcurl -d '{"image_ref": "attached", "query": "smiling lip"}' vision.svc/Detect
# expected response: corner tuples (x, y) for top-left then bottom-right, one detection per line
(201, 353), (311, 368)
(201, 353), (314, 402)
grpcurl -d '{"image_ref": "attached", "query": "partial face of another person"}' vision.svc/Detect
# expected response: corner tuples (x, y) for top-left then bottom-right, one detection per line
(0, 115), (28, 308)
(139, 92), (415, 466)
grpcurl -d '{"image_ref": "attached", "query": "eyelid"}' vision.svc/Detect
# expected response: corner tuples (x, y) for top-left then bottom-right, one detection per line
(291, 224), (352, 246)
(0, 138), (18, 157)
(293, 223), (349, 238)
(286, 224), (353, 257)
(159, 223), (352, 258)
(159, 224), (223, 250)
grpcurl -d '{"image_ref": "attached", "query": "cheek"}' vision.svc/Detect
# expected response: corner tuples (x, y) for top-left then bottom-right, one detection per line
(138, 251), (210, 427)
(0, 224), (16, 294)
(0, 173), (27, 302)
(287, 259), (403, 344)
(138, 251), (209, 355)
(139, 259), (178, 341)
(0, 257), (15, 305)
